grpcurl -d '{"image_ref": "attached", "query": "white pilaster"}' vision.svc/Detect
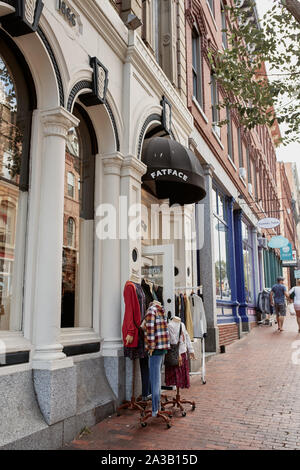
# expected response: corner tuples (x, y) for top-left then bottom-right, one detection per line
(100, 152), (124, 357)
(32, 107), (79, 369)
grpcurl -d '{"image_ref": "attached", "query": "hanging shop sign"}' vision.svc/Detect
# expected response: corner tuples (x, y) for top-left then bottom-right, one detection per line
(142, 137), (206, 206)
(282, 250), (297, 267)
(80, 56), (108, 106)
(280, 242), (293, 261)
(268, 235), (289, 249)
(294, 270), (300, 279)
(257, 217), (280, 229)
(0, 0), (44, 36)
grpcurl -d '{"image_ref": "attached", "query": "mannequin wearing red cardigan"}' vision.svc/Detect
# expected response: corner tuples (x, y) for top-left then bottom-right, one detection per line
(122, 281), (141, 348)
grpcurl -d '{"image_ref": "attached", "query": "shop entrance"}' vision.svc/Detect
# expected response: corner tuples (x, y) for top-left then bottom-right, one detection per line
(142, 244), (175, 319)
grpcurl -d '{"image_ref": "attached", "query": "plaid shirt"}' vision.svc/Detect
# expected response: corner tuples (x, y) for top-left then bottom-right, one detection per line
(144, 303), (170, 353)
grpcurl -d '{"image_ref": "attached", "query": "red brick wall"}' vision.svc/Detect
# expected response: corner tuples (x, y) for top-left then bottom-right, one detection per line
(218, 323), (239, 348)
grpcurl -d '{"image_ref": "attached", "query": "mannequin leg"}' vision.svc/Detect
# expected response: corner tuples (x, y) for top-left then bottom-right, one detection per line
(149, 354), (163, 416)
(139, 356), (151, 400)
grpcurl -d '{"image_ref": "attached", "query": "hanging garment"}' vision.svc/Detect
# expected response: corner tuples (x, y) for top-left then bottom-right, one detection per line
(141, 279), (154, 310)
(179, 293), (186, 324)
(154, 285), (164, 305)
(190, 294), (207, 338)
(165, 319), (194, 389)
(122, 281), (142, 349)
(144, 302), (170, 353)
(184, 293), (194, 341)
(175, 294), (180, 317)
(149, 353), (164, 416)
(124, 282), (148, 360)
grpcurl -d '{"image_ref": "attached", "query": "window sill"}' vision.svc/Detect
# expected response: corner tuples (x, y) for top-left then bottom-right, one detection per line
(192, 97), (208, 123)
(239, 175), (247, 187)
(0, 331), (32, 354)
(211, 128), (224, 150)
(59, 328), (101, 347)
(228, 155), (237, 171)
(206, 1), (218, 30)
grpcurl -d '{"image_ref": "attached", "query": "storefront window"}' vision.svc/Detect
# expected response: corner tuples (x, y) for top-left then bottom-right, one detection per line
(213, 188), (231, 300)
(61, 106), (95, 329)
(0, 52), (30, 331)
(242, 221), (254, 303)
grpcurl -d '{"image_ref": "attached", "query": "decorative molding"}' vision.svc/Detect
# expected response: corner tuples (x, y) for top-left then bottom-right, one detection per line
(105, 100), (120, 152)
(1, 0), (44, 36)
(68, 79), (92, 112)
(137, 113), (161, 159)
(37, 26), (65, 107)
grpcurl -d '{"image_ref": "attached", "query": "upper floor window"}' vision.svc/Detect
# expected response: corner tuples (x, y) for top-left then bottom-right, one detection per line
(207, 0), (215, 17)
(221, 1), (227, 48)
(67, 172), (75, 198)
(211, 73), (220, 137)
(246, 147), (252, 185)
(67, 217), (75, 248)
(192, 30), (204, 109)
(237, 127), (243, 168)
(226, 106), (233, 160)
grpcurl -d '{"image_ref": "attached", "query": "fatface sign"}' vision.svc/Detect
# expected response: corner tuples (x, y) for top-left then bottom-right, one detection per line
(257, 217), (280, 229)
(150, 169), (188, 182)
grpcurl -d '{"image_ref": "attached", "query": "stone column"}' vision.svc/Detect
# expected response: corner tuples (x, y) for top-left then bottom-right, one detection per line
(100, 153), (125, 402)
(32, 107), (79, 367)
(199, 164), (219, 353)
(100, 153), (124, 356)
(32, 107), (79, 425)
(120, 155), (146, 401)
(251, 226), (260, 312)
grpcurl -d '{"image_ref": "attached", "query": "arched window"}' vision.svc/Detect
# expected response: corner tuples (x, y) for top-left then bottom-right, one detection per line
(61, 104), (96, 329)
(0, 31), (35, 332)
(67, 217), (75, 248)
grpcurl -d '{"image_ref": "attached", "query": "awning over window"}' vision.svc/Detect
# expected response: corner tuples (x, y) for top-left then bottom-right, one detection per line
(142, 137), (206, 205)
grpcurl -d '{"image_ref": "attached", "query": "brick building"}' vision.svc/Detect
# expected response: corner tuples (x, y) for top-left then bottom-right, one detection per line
(185, 0), (283, 350)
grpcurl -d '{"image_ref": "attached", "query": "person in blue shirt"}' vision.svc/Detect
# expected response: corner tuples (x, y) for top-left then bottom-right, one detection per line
(270, 277), (289, 331)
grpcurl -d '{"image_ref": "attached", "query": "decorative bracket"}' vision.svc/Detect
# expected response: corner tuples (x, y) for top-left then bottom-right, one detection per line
(1, 0), (44, 37)
(161, 95), (172, 135)
(80, 56), (108, 107)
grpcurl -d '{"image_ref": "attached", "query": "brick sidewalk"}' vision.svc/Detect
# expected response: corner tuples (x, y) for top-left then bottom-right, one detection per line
(66, 316), (300, 450)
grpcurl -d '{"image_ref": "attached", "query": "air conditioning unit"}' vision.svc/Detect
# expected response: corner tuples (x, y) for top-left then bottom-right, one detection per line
(239, 167), (246, 179)
(248, 183), (253, 194)
(258, 237), (268, 249)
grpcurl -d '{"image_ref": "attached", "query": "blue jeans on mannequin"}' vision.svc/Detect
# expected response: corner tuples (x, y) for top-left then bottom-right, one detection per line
(149, 353), (164, 417)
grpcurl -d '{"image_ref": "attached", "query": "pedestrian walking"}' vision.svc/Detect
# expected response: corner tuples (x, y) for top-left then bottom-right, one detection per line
(289, 279), (300, 333)
(270, 276), (289, 332)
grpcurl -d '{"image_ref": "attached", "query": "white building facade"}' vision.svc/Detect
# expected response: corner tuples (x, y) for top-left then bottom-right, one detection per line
(0, 0), (204, 448)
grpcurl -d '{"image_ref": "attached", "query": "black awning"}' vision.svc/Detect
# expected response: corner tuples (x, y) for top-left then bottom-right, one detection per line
(142, 137), (206, 205)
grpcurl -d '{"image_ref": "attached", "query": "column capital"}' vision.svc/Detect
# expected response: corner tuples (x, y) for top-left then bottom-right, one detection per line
(101, 152), (124, 176)
(121, 155), (147, 181)
(41, 106), (79, 139)
(203, 163), (215, 177)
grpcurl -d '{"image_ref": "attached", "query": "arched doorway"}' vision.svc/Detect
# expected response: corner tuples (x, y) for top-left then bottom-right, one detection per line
(61, 103), (97, 329)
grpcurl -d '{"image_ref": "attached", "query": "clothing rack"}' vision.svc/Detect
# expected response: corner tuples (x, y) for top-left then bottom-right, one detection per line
(174, 285), (202, 291)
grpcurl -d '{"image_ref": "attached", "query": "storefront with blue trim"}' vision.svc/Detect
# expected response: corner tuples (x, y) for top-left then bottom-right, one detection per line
(212, 184), (261, 343)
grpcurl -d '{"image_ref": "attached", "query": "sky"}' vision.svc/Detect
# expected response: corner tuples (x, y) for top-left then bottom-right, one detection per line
(255, 0), (300, 174)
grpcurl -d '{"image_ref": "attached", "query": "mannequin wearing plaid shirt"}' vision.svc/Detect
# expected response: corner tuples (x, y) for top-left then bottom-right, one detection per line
(143, 301), (170, 417)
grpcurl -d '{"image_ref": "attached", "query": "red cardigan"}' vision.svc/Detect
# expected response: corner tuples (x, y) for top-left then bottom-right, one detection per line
(122, 281), (141, 348)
